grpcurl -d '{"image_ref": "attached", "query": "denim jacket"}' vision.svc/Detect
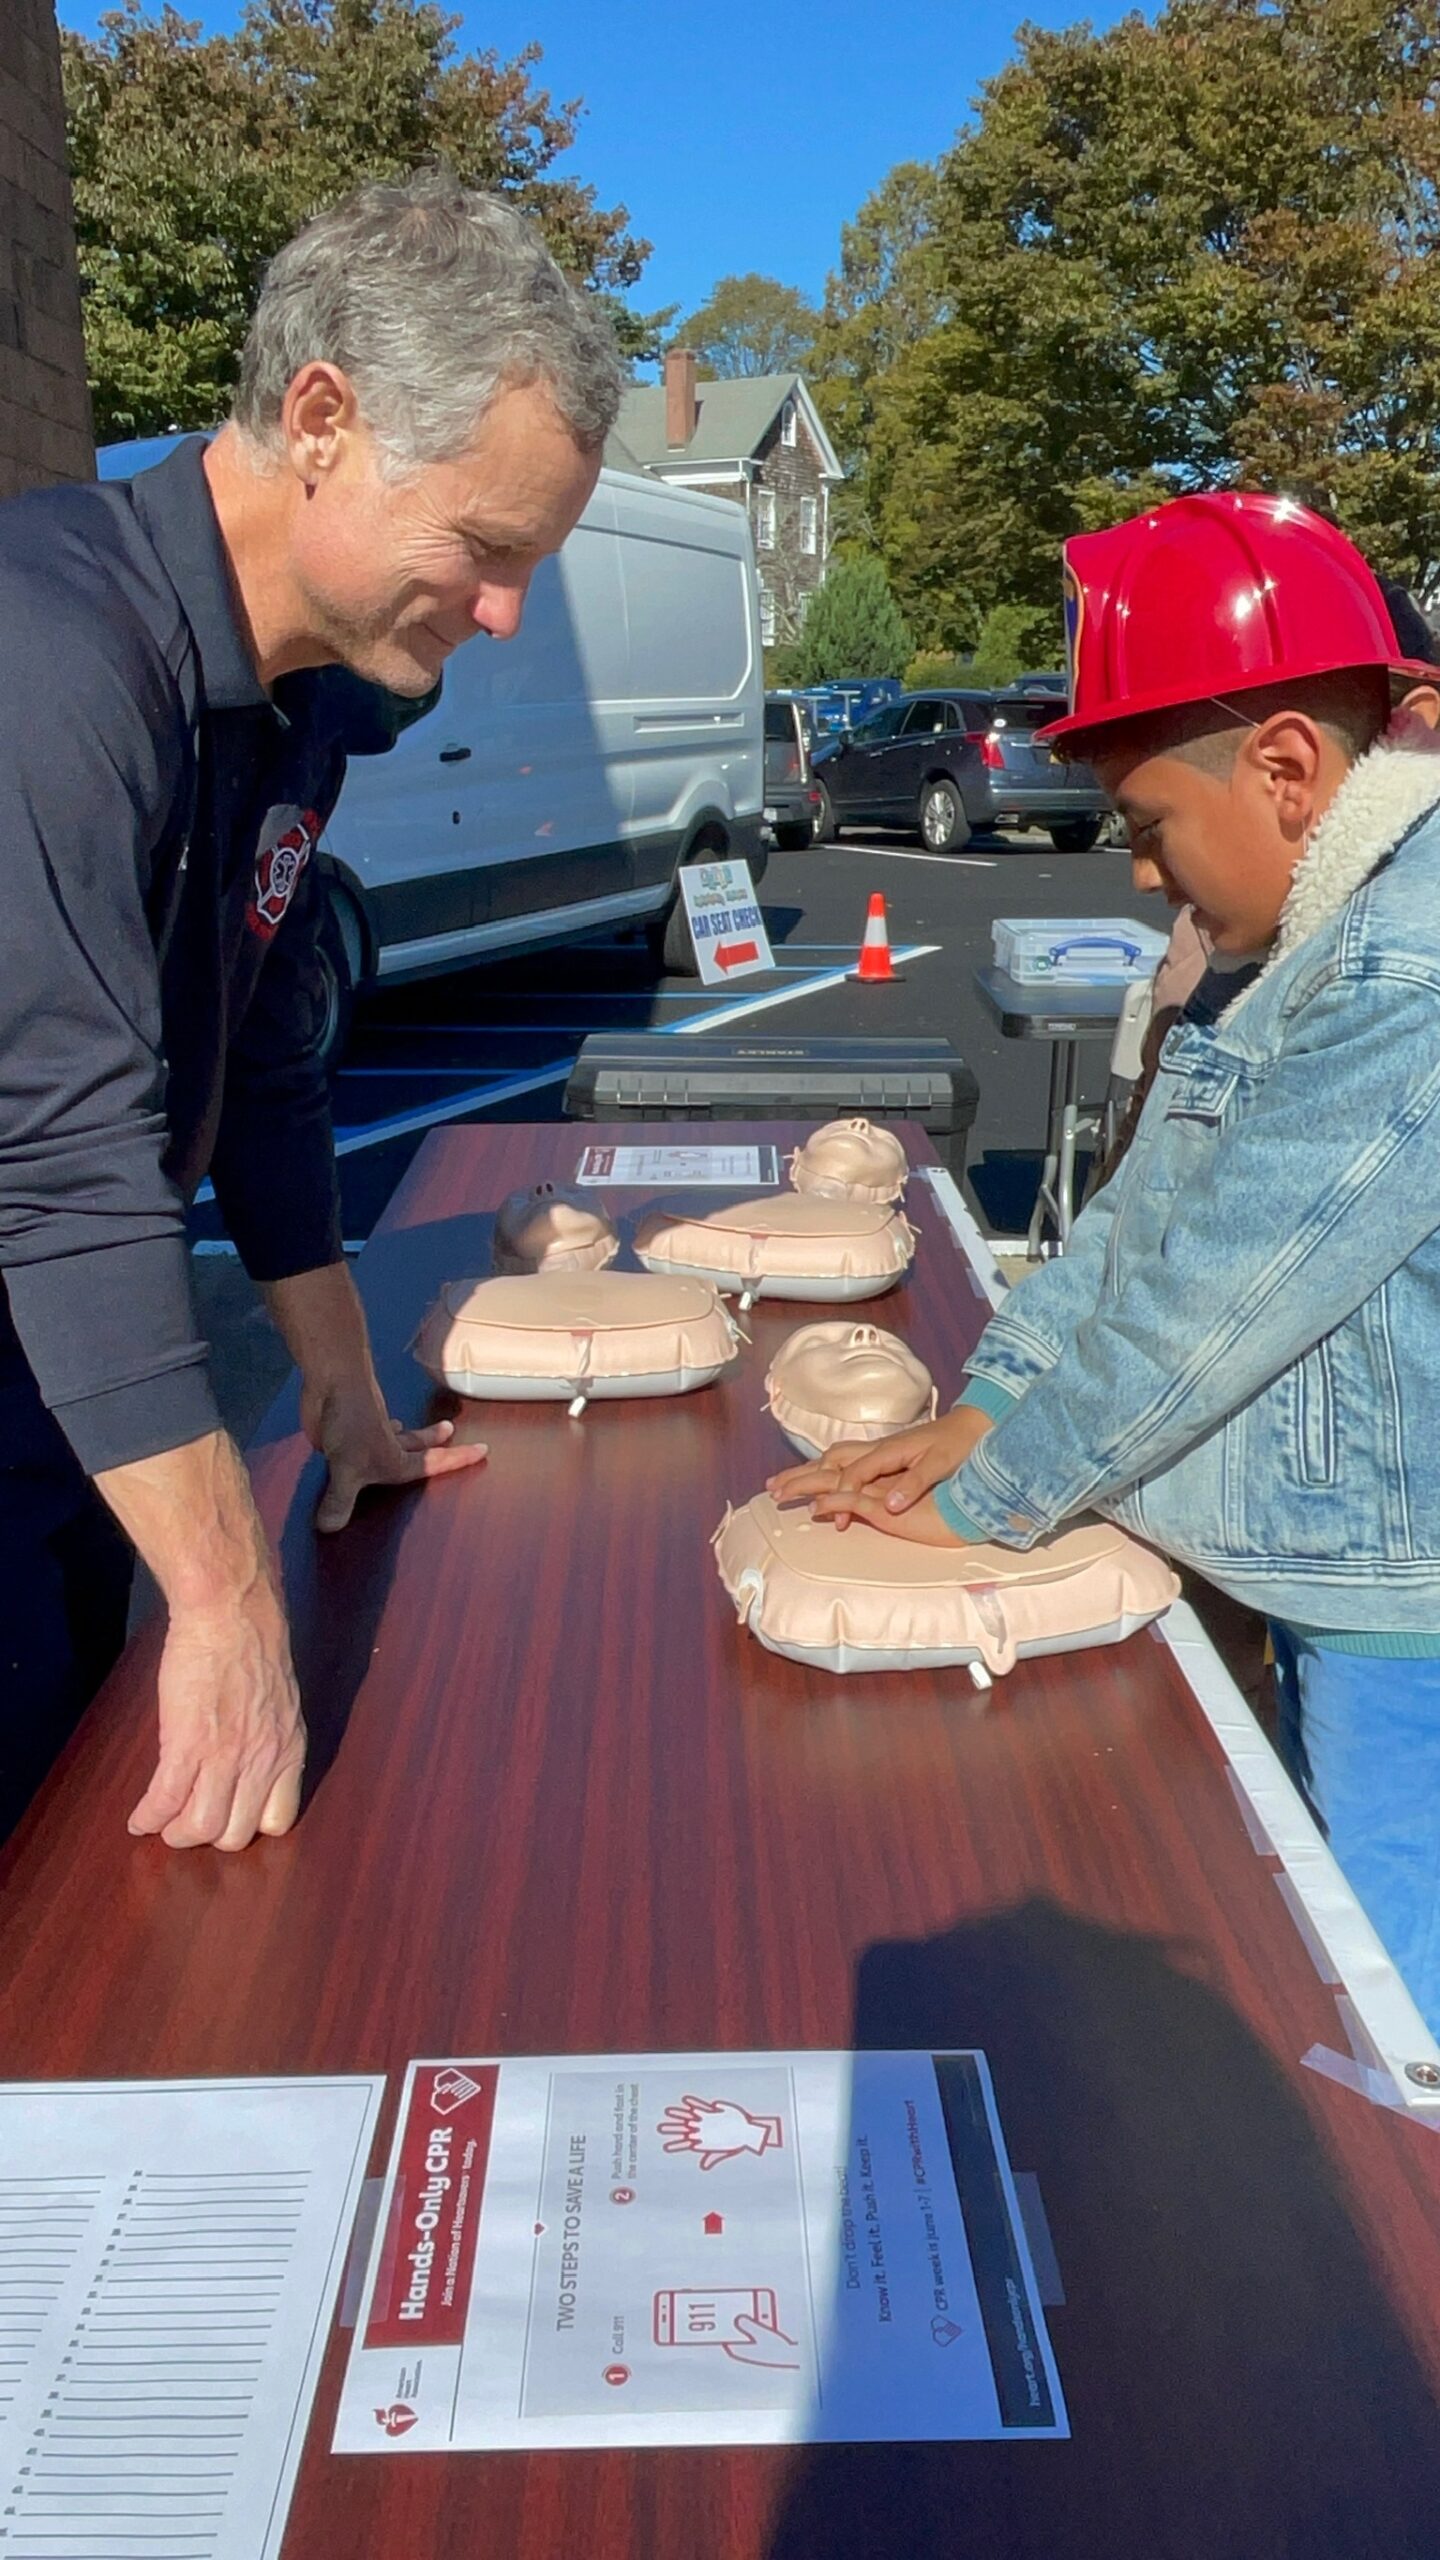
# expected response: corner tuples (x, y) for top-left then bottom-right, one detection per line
(940, 737), (1440, 1634)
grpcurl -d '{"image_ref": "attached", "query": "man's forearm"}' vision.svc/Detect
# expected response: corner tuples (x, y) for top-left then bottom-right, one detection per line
(261, 1260), (373, 1393)
(95, 1428), (281, 1621)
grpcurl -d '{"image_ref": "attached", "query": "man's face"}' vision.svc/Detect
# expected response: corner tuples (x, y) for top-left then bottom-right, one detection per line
(1097, 733), (1318, 956)
(286, 378), (600, 695)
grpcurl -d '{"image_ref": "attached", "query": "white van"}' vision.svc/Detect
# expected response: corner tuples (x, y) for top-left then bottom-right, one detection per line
(315, 465), (765, 1028)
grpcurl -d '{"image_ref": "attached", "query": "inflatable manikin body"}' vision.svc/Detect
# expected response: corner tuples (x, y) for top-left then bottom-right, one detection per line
(414, 1271), (741, 1416)
(764, 1321), (936, 1459)
(788, 1117), (908, 1206)
(491, 1183), (619, 1278)
(713, 1498), (1178, 1689)
(635, 1195), (915, 1312)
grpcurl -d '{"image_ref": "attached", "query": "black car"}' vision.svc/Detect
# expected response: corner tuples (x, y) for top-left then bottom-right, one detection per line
(763, 695), (822, 850)
(812, 690), (996, 853)
(812, 679), (1111, 853)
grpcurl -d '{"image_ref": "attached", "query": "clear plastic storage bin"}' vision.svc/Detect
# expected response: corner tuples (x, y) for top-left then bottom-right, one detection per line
(991, 916), (1170, 983)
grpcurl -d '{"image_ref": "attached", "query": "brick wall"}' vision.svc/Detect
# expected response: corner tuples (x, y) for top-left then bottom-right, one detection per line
(0, 0), (92, 498)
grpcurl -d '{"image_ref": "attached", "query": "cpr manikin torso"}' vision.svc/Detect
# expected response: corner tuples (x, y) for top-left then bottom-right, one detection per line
(713, 1497), (1178, 1687)
(414, 1270), (741, 1415)
(635, 1194), (915, 1311)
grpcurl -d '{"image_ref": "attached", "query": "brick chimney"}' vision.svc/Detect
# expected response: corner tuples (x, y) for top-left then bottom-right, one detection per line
(664, 347), (698, 450)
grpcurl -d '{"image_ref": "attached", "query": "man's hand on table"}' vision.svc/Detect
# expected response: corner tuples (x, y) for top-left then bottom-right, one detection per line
(302, 1377), (486, 1533)
(767, 1406), (994, 1543)
(97, 1430), (307, 1850)
(264, 1261), (486, 1532)
(94, 1263), (485, 1850)
(134, 1576), (306, 1848)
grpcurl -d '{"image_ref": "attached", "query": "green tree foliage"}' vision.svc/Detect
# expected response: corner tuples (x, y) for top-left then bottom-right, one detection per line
(784, 558), (911, 685)
(903, 604), (1057, 693)
(903, 649), (969, 690)
(764, 641), (805, 689)
(63, 0), (661, 439)
(672, 273), (816, 379)
(810, 161), (945, 548)
(836, 0), (1440, 641)
(966, 604), (1058, 687)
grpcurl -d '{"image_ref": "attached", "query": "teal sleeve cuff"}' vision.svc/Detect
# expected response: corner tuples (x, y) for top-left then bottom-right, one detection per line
(932, 1476), (991, 1543)
(955, 1376), (1022, 1425)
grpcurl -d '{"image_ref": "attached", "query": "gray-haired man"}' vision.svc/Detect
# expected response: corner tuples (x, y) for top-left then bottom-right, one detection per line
(0, 168), (621, 1850)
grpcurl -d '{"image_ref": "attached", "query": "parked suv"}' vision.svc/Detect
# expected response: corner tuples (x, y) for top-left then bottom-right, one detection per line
(978, 677), (1110, 851)
(763, 695), (822, 848)
(812, 678), (1111, 853)
(811, 690), (996, 852)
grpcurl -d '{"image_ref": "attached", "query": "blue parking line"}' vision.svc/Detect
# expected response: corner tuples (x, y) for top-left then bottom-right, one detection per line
(356, 990), (813, 1024)
(341, 1042), (660, 1063)
(672, 947), (939, 1037)
(332, 1060), (576, 1155)
(196, 942), (941, 1185)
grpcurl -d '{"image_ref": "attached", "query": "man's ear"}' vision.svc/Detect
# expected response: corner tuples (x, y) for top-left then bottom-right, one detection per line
(280, 364), (360, 484)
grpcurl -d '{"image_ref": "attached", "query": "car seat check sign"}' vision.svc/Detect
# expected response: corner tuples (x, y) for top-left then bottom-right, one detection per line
(335, 2052), (1067, 2450)
(680, 859), (774, 986)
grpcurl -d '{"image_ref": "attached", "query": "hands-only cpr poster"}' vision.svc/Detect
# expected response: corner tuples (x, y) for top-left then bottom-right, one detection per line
(336, 2052), (1067, 2450)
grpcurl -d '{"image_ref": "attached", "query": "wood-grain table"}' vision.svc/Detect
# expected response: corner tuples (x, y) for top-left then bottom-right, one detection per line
(4, 1121), (1440, 2560)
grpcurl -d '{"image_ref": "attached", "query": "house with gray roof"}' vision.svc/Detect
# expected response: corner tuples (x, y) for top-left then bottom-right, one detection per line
(611, 353), (844, 650)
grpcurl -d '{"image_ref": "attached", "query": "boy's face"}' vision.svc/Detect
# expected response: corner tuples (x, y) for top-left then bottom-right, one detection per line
(1097, 712), (1351, 956)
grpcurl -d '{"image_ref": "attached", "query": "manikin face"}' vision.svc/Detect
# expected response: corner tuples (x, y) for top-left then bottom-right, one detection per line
(1096, 708), (1354, 956)
(280, 374), (600, 696)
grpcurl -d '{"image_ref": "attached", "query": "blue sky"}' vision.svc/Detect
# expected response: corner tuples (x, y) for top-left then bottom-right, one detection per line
(60, 0), (1140, 325)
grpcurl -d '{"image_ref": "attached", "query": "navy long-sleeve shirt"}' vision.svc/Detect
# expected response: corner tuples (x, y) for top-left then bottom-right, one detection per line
(0, 437), (350, 1475)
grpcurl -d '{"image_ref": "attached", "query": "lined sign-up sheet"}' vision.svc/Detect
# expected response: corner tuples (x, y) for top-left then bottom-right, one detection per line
(0, 2076), (382, 2560)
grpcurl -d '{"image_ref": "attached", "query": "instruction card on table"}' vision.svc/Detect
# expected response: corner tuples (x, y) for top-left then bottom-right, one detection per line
(0, 2074), (383, 2559)
(575, 1143), (780, 1188)
(335, 2052), (1067, 2450)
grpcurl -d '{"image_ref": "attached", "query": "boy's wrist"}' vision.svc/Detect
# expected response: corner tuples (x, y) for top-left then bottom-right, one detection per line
(931, 1476), (991, 1543)
(955, 1375), (1021, 1425)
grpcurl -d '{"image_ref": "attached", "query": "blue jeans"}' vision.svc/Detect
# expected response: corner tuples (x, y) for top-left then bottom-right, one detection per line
(1270, 1626), (1440, 2040)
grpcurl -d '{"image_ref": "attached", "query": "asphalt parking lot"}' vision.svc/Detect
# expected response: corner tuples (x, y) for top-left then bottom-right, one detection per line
(193, 825), (1169, 1437)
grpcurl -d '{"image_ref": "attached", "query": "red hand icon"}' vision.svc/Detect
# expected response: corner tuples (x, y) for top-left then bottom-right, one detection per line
(722, 2308), (800, 2370)
(657, 2096), (784, 2170)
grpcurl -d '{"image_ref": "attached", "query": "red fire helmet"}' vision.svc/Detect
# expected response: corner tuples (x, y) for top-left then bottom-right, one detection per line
(1038, 491), (1439, 752)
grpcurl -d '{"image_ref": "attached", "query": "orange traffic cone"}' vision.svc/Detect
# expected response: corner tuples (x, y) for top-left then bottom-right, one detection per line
(854, 892), (900, 984)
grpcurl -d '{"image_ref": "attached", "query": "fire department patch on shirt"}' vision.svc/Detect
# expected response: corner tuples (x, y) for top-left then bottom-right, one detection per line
(248, 805), (319, 941)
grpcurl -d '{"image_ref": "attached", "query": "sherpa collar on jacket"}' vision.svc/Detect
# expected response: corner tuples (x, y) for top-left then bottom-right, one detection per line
(1257, 710), (1440, 986)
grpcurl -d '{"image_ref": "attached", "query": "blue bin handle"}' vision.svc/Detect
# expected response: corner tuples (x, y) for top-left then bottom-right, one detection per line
(1043, 934), (1143, 967)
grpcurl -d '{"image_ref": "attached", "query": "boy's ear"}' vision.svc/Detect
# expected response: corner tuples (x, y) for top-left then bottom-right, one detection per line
(1395, 686), (1440, 735)
(1246, 710), (1323, 779)
(1244, 711), (1326, 828)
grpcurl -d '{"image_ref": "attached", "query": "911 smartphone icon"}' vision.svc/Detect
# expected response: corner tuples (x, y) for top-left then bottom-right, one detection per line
(653, 2287), (779, 2346)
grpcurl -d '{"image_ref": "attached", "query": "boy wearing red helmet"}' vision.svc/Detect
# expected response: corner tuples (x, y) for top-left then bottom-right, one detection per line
(773, 494), (1440, 2030)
